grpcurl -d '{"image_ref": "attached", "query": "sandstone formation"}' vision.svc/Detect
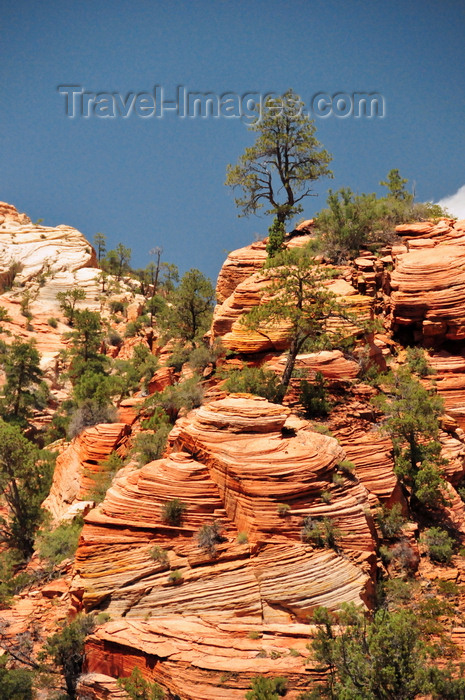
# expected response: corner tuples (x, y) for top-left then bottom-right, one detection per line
(215, 234), (313, 304)
(74, 396), (375, 697)
(389, 244), (465, 342)
(43, 422), (131, 521)
(212, 265), (373, 354)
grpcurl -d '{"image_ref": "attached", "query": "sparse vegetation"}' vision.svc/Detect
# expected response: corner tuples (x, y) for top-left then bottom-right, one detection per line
(161, 498), (187, 527)
(117, 666), (165, 699)
(197, 520), (225, 557)
(422, 527), (454, 564)
(245, 675), (287, 699)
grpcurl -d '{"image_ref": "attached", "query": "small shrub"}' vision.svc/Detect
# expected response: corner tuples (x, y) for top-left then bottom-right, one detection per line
(67, 400), (117, 439)
(0, 656), (34, 699)
(245, 675), (287, 700)
(299, 372), (332, 418)
(166, 343), (191, 372)
(149, 545), (169, 567)
(197, 520), (225, 557)
(88, 452), (124, 503)
(237, 532), (248, 544)
(224, 366), (284, 404)
(107, 328), (123, 347)
(168, 569), (183, 585)
(332, 473), (344, 487)
(390, 539), (419, 573)
(125, 318), (145, 337)
(379, 545), (394, 566)
(0, 551), (34, 606)
(188, 341), (223, 372)
(117, 666), (165, 700)
(38, 516), (83, 566)
(301, 517), (340, 550)
(376, 504), (405, 539)
(109, 300), (126, 314)
(277, 503), (290, 517)
(131, 427), (170, 467)
(406, 346), (434, 378)
(437, 579), (461, 598)
(320, 490), (332, 504)
(47, 317), (58, 328)
(378, 578), (413, 608)
(337, 459), (355, 476)
(423, 527), (454, 564)
(161, 498), (187, 526)
(248, 631), (262, 640)
(311, 423), (333, 436)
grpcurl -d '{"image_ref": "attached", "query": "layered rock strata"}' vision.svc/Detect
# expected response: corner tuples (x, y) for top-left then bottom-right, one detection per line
(74, 396), (375, 698)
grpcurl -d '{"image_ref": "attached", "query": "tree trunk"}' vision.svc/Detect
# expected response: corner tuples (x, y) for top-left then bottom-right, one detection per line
(280, 337), (299, 391)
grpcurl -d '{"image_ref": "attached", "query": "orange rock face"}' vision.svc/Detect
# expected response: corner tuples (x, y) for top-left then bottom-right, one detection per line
(0, 201), (31, 225)
(74, 396), (375, 698)
(43, 422), (131, 521)
(389, 245), (465, 342)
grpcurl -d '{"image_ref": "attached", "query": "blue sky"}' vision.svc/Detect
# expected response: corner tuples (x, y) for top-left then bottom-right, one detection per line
(1, 0), (464, 282)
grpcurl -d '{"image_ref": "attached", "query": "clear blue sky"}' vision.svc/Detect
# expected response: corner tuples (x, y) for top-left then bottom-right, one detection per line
(1, 0), (464, 282)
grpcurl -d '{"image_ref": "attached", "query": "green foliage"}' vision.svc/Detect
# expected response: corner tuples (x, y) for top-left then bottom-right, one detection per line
(67, 309), (104, 369)
(315, 170), (449, 262)
(299, 372), (332, 417)
(56, 288), (86, 325)
(131, 426), (170, 466)
(337, 460), (355, 476)
(0, 655), (34, 699)
(226, 88), (332, 225)
(188, 340), (224, 372)
(237, 532), (249, 544)
(376, 504), (406, 539)
(373, 368), (448, 508)
(277, 503), (290, 517)
(152, 376), (204, 421)
(67, 399), (117, 439)
(245, 675), (287, 699)
(38, 516), (83, 566)
(102, 243), (132, 279)
(125, 317), (147, 337)
(224, 366), (284, 403)
(301, 517), (340, 550)
(149, 545), (169, 567)
(168, 569), (183, 585)
(380, 168), (411, 201)
(161, 498), (187, 526)
(109, 299), (126, 314)
(86, 451), (123, 503)
(0, 421), (54, 558)
(47, 316), (58, 328)
(242, 249), (347, 389)
(423, 527), (454, 564)
(266, 218), (286, 258)
(117, 666), (165, 699)
(113, 343), (159, 399)
(43, 613), (97, 699)
(93, 232), (107, 263)
(406, 347), (434, 378)
(315, 187), (382, 261)
(160, 268), (215, 343)
(0, 550), (34, 606)
(197, 520), (225, 557)
(0, 338), (48, 425)
(310, 604), (431, 700)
